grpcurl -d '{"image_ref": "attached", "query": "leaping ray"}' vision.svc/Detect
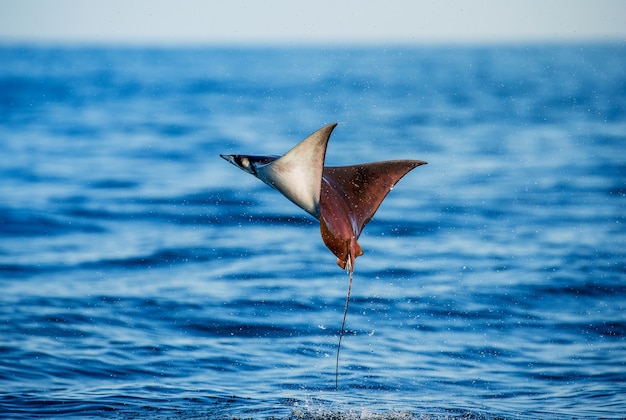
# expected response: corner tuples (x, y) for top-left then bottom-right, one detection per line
(220, 123), (427, 388)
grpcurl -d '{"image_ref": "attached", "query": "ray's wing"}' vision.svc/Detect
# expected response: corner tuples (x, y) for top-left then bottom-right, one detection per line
(253, 123), (336, 218)
(220, 123), (337, 218)
(319, 160), (427, 270)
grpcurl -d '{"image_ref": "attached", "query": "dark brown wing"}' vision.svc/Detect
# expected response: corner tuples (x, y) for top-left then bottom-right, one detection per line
(319, 160), (427, 271)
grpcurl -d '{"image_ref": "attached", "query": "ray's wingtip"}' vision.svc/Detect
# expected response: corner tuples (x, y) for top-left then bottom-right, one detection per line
(321, 122), (338, 134)
(410, 159), (427, 167)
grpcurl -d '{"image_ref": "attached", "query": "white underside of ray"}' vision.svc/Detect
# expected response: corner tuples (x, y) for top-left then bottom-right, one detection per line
(255, 124), (335, 219)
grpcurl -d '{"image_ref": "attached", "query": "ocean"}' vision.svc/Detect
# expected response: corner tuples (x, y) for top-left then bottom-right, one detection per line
(0, 43), (625, 419)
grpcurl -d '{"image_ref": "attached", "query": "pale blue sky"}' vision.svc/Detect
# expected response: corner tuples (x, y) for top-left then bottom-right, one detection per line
(1, 0), (625, 45)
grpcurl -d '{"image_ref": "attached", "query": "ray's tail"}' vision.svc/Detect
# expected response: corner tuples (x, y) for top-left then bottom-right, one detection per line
(335, 259), (354, 389)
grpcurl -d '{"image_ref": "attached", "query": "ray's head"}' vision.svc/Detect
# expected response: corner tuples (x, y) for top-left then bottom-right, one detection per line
(220, 154), (280, 176)
(220, 154), (257, 175)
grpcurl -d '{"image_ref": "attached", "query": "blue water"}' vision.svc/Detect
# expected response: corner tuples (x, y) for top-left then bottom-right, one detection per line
(1, 44), (625, 419)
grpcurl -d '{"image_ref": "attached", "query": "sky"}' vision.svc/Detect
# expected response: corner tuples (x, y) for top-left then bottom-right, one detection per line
(1, 0), (625, 45)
